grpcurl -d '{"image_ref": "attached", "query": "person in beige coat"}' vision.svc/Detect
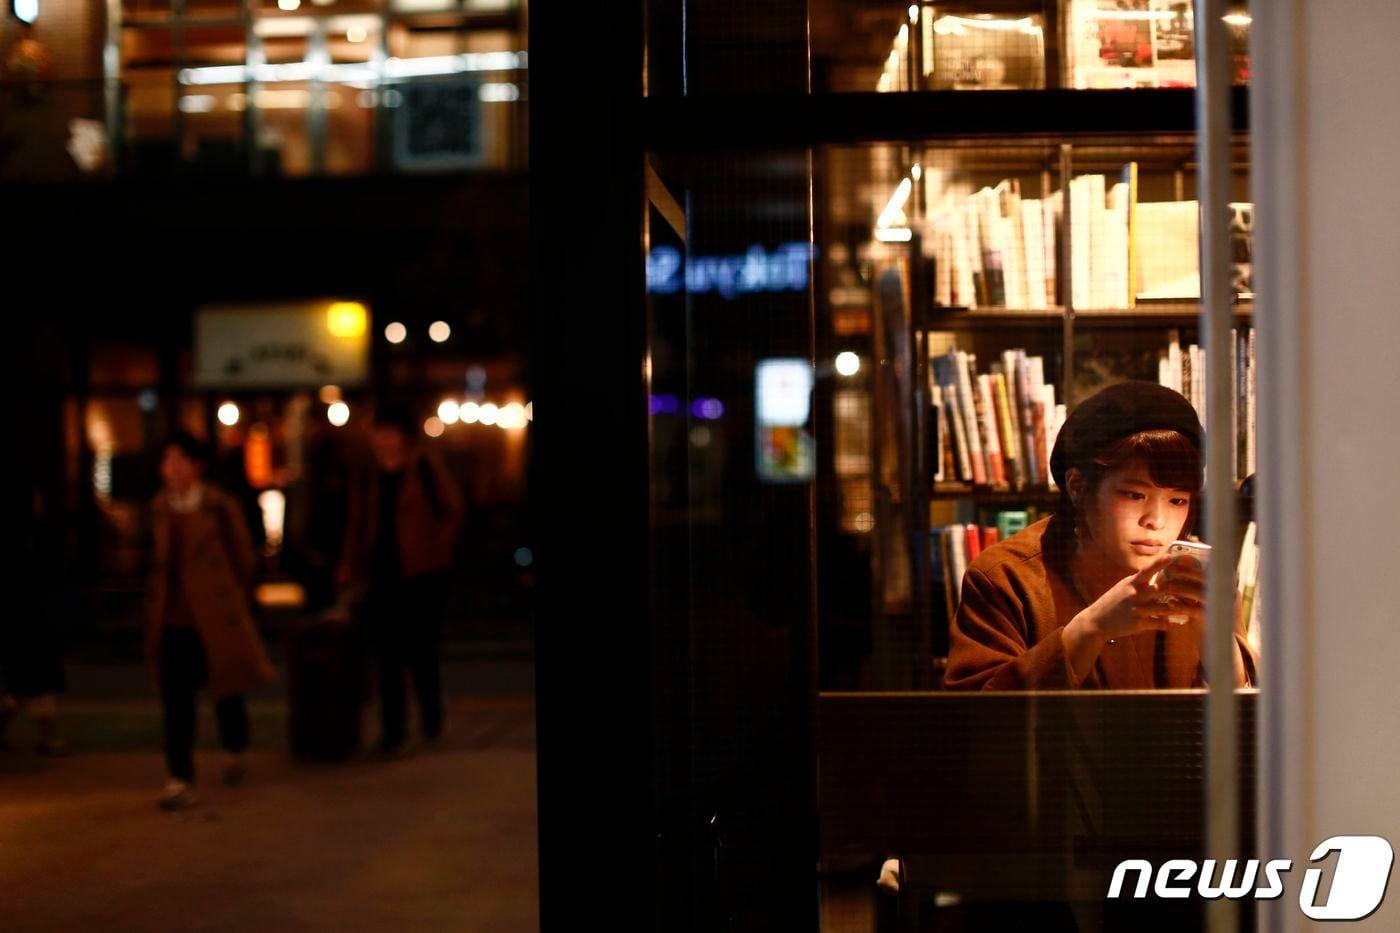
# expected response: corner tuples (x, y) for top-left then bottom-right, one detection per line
(147, 432), (275, 809)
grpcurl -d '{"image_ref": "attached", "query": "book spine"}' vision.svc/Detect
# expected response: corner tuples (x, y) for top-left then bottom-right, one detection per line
(949, 523), (968, 604)
(946, 375), (972, 482)
(1015, 350), (1041, 485)
(965, 524), (982, 563)
(931, 384), (947, 484)
(1123, 161), (1138, 309)
(976, 374), (1006, 486)
(992, 372), (1024, 490)
(1021, 198), (1047, 310)
(955, 351), (987, 485)
(1167, 329), (1182, 395)
(939, 527), (957, 623)
(1247, 327), (1256, 476)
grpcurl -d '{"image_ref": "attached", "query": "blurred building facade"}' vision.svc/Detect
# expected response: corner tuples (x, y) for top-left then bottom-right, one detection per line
(3, 0), (530, 648)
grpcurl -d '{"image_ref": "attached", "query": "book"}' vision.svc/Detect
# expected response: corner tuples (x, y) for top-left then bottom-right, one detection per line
(925, 13), (1048, 90)
(938, 527), (957, 622)
(992, 371), (1024, 490)
(1068, 174), (1096, 309)
(1105, 181), (1130, 308)
(965, 524), (983, 562)
(931, 383), (948, 483)
(1135, 200), (1200, 300)
(949, 523), (969, 603)
(1246, 327), (1256, 475)
(996, 510), (1029, 541)
(1021, 198), (1048, 310)
(976, 373), (1007, 486)
(933, 354), (972, 482)
(1015, 350), (1042, 485)
(1029, 356), (1050, 483)
(955, 351), (988, 485)
(1069, 0), (1199, 89)
(1229, 201), (1255, 299)
(1043, 191), (1063, 306)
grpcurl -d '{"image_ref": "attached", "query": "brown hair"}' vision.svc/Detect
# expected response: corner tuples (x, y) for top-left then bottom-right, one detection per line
(1059, 428), (1203, 540)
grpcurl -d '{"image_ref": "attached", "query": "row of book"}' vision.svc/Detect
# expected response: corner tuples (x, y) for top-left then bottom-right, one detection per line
(930, 511), (1038, 622)
(931, 348), (1065, 490)
(924, 165), (1254, 310)
(928, 178), (1061, 310)
(1158, 327), (1256, 483)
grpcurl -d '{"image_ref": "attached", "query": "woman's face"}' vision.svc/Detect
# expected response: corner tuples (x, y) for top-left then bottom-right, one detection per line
(160, 446), (199, 494)
(1078, 457), (1193, 575)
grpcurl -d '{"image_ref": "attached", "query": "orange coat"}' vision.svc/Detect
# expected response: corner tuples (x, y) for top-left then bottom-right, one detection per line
(340, 448), (464, 584)
(146, 483), (276, 698)
(945, 516), (1258, 690)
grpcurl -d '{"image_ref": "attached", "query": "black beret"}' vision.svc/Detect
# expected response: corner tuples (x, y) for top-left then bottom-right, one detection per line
(1050, 381), (1203, 488)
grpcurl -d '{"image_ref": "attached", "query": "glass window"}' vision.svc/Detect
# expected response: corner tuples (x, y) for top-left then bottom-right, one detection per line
(642, 3), (1260, 928)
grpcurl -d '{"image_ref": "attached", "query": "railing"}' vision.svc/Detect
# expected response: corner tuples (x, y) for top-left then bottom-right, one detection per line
(0, 74), (527, 183)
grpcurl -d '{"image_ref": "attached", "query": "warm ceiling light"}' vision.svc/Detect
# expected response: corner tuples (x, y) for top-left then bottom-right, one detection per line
(428, 320), (451, 343)
(384, 322), (407, 344)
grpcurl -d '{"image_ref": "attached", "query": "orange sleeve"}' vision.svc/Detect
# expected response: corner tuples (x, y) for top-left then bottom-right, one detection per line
(944, 567), (1078, 691)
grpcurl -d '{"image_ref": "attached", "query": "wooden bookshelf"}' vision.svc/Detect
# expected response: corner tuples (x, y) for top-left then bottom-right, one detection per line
(922, 302), (1253, 330)
(931, 484), (1062, 504)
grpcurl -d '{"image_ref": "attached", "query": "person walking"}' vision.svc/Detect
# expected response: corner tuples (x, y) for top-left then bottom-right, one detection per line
(338, 403), (463, 757)
(148, 432), (275, 810)
(0, 484), (69, 756)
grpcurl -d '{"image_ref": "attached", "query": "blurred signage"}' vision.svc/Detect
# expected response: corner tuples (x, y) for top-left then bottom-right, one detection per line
(647, 243), (813, 299)
(755, 358), (815, 483)
(195, 301), (370, 389)
(392, 77), (484, 171)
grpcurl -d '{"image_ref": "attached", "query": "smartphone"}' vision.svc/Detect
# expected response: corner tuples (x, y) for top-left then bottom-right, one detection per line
(1166, 539), (1212, 569)
(1154, 540), (1211, 623)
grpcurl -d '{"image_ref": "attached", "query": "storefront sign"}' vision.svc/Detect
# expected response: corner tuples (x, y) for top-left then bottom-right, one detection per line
(195, 301), (370, 389)
(646, 243), (812, 299)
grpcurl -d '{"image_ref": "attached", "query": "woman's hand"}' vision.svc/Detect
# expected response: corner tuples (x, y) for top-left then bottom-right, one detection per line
(1082, 553), (1182, 640)
(1150, 557), (1249, 683)
(1062, 554), (1177, 683)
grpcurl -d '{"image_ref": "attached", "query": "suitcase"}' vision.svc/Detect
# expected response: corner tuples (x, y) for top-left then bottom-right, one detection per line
(286, 615), (368, 760)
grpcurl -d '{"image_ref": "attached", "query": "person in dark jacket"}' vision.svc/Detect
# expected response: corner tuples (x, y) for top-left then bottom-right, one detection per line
(338, 403), (464, 755)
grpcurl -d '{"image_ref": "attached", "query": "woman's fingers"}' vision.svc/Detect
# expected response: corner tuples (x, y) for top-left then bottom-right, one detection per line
(1133, 553), (1176, 586)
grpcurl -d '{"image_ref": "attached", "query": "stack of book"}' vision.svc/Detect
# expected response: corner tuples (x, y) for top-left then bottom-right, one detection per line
(930, 348), (1065, 490)
(1158, 326), (1255, 483)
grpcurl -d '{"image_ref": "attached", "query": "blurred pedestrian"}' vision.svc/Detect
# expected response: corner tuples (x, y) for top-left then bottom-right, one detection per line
(147, 432), (275, 810)
(0, 484), (68, 756)
(338, 403), (463, 756)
